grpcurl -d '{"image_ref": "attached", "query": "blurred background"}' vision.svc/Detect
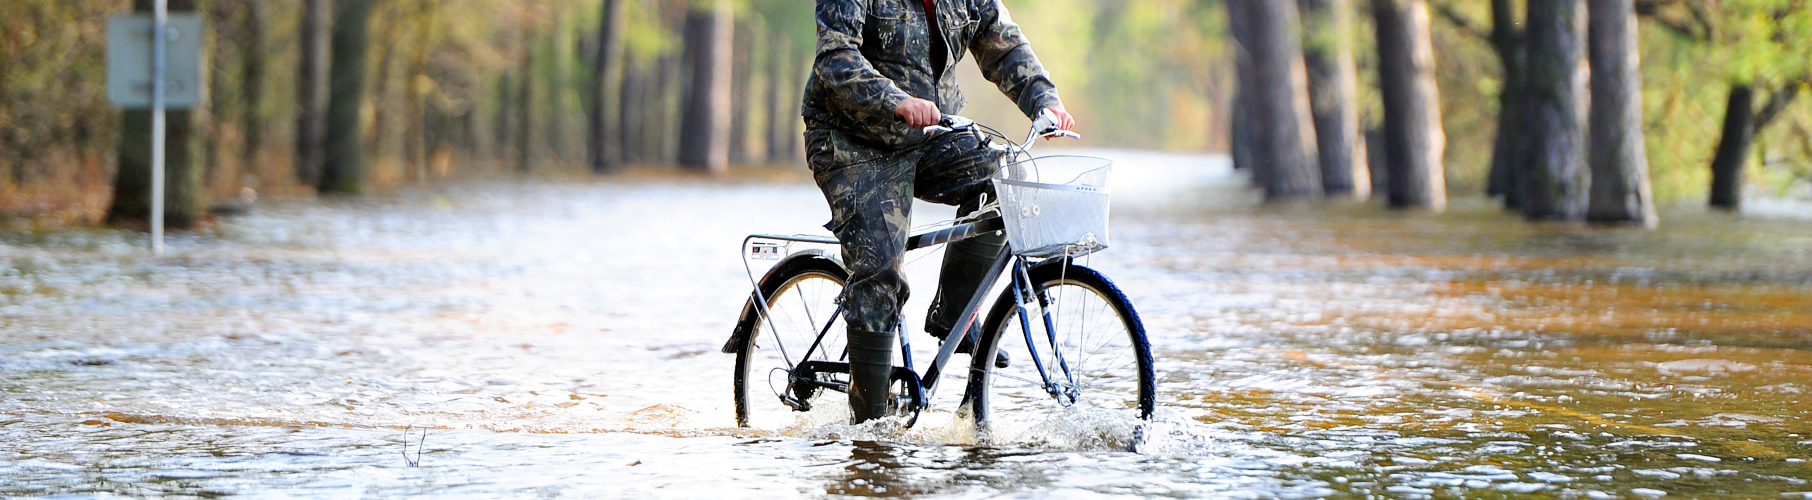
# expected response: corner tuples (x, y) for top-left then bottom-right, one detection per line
(2, 0), (1807, 228)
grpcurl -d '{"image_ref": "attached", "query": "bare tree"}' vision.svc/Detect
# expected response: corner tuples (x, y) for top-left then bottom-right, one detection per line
(1708, 82), (1804, 210)
(1227, 0), (1259, 181)
(729, 19), (755, 163)
(319, 0), (376, 194)
(765, 35), (792, 164)
(621, 52), (646, 164)
(1480, 0), (1530, 207)
(587, 0), (627, 173)
(1299, 0), (1369, 198)
(237, 1), (267, 177)
(294, 0), (330, 185)
(1237, 0), (1322, 200)
(679, 0), (733, 173)
(1519, 0), (1588, 220)
(515, 38), (534, 173)
(1586, 0), (1657, 226)
(1370, 0), (1446, 210)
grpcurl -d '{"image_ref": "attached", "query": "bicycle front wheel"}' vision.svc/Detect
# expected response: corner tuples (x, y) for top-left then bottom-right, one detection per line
(965, 260), (1155, 439)
(731, 254), (850, 429)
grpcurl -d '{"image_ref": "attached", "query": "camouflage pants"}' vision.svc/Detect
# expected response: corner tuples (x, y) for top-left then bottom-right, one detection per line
(806, 125), (1005, 420)
(807, 126), (1003, 333)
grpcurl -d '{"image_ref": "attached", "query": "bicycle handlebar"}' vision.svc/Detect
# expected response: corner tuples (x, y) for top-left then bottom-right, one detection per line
(921, 113), (1080, 157)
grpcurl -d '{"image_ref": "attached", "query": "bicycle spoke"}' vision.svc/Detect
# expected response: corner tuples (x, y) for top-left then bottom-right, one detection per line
(973, 262), (1152, 430)
(736, 263), (851, 429)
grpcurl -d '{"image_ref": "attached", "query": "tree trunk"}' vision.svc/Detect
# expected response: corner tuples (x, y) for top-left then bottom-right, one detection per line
(679, 0), (733, 173)
(621, 52), (645, 164)
(728, 19), (754, 163)
(318, 0), (375, 195)
(1235, 0), (1321, 199)
(657, 51), (683, 164)
(1519, 0), (1588, 220)
(1485, 0), (1529, 206)
(780, 41), (805, 163)
(1708, 85), (1756, 210)
(1708, 81), (1805, 210)
(366, 8), (401, 163)
(546, 33), (570, 164)
(516, 39), (535, 174)
(295, 0), (330, 185)
(1226, 0), (1259, 181)
(403, 1), (434, 181)
(204, 0), (233, 188)
(237, 1), (266, 180)
(1371, 0), (1447, 210)
(1586, 0), (1656, 226)
(588, 0), (628, 173)
(108, 0), (203, 228)
(1298, 0), (1369, 198)
(494, 74), (513, 163)
(766, 35), (791, 164)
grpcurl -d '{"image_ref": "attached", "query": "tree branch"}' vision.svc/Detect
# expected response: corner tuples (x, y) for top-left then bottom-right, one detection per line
(1684, 1), (1718, 38)
(1633, 0), (1710, 42)
(1428, 1), (1492, 45)
(1756, 77), (1809, 130)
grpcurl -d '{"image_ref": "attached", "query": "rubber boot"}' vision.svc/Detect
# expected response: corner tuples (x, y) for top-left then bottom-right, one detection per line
(926, 218), (1007, 343)
(846, 328), (896, 424)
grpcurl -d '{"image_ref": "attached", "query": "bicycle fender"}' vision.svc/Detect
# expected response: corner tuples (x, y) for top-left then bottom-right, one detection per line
(721, 250), (845, 354)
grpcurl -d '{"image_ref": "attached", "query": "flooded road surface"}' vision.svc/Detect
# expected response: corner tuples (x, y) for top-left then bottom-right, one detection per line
(4, 151), (1810, 497)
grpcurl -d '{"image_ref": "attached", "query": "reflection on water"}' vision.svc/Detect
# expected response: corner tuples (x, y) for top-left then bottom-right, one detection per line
(3, 151), (1810, 497)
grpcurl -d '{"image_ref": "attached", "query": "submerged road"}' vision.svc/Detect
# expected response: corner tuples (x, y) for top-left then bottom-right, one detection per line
(3, 151), (1810, 497)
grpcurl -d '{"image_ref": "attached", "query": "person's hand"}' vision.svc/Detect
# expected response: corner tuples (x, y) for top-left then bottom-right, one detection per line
(1044, 105), (1076, 131)
(895, 97), (941, 128)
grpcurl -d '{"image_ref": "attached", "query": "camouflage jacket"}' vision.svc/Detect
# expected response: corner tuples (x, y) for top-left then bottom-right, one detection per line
(803, 0), (1063, 149)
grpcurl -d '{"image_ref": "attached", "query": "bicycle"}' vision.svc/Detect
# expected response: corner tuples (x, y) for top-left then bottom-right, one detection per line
(720, 113), (1154, 438)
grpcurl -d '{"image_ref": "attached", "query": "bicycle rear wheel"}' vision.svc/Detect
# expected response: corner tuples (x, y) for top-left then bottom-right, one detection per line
(964, 260), (1154, 441)
(731, 254), (858, 429)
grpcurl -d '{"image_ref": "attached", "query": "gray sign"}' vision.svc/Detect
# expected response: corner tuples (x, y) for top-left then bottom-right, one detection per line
(107, 14), (205, 109)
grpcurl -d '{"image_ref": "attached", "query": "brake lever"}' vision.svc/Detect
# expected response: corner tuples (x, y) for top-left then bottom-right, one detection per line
(924, 115), (975, 137)
(1039, 129), (1082, 140)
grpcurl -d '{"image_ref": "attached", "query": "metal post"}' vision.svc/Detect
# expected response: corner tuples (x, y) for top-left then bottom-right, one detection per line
(150, 0), (168, 256)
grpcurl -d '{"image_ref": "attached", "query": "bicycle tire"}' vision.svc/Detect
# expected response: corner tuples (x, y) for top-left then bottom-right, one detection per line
(963, 259), (1155, 436)
(731, 254), (851, 429)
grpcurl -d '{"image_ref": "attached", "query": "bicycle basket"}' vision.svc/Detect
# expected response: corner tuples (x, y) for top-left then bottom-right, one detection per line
(990, 155), (1112, 258)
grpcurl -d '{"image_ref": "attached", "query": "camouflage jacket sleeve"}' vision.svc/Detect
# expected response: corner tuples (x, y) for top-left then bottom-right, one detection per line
(968, 0), (1062, 118)
(815, 0), (913, 124)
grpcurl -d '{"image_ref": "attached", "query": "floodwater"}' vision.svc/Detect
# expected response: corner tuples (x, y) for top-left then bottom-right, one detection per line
(3, 151), (1809, 498)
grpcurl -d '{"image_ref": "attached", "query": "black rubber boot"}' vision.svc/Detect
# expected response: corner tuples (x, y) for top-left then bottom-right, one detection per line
(940, 321), (1010, 369)
(846, 328), (896, 424)
(926, 219), (1007, 342)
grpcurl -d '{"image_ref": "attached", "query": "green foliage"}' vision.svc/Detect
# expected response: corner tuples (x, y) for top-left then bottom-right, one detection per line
(1427, 0), (1812, 202)
(1715, 0), (1812, 84)
(0, 0), (127, 188)
(1638, 0), (1812, 201)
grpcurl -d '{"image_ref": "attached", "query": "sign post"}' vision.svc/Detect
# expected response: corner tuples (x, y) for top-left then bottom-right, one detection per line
(151, 0), (166, 256)
(107, 4), (202, 256)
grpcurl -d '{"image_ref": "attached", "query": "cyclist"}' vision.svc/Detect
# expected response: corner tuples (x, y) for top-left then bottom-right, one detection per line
(802, 0), (1076, 423)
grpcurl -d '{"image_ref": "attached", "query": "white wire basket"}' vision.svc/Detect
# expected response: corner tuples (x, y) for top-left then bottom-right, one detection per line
(990, 155), (1112, 258)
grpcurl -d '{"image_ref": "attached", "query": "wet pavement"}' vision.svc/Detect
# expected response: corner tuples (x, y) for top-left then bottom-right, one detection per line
(3, 151), (1810, 498)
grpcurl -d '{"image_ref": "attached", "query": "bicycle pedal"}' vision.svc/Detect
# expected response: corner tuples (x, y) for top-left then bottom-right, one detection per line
(781, 395), (813, 412)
